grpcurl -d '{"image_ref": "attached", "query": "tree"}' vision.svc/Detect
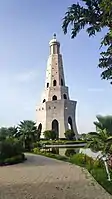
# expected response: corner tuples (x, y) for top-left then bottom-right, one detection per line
(7, 127), (18, 138)
(17, 120), (37, 150)
(0, 127), (8, 141)
(94, 115), (112, 135)
(64, 129), (75, 140)
(62, 0), (112, 84)
(86, 129), (112, 156)
(43, 130), (57, 140)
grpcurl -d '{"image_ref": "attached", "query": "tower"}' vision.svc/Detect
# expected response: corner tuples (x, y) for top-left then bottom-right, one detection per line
(36, 34), (78, 139)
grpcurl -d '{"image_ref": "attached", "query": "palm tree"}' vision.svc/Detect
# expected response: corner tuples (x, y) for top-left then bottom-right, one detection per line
(94, 115), (112, 135)
(86, 129), (112, 157)
(7, 126), (18, 138)
(17, 120), (37, 150)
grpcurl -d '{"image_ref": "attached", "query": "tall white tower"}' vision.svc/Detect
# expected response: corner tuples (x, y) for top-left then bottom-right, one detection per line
(36, 34), (78, 139)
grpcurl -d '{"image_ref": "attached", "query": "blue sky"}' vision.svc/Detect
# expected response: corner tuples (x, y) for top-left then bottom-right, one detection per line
(0, 0), (112, 133)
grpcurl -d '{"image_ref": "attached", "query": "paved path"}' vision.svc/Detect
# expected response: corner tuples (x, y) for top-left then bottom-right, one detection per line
(0, 153), (111, 199)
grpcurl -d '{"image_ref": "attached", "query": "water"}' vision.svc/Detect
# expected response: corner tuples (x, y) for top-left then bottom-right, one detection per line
(42, 147), (101, 159)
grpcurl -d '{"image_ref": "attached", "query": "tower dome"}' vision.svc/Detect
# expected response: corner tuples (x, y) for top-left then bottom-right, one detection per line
(49, 33), (60, 46)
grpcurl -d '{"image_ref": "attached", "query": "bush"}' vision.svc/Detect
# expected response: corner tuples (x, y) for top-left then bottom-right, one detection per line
(32, 142), (42, 149)
(70, 153), (87, 165)
(65, 149), (76, 157)
(70, 153), (103, 170)
(43, 130), (57, 140)
(64, 129), (75, 140)
(33, 147), (40, 154)
(0, 154), (25, 166)
(0, 138), (24, 165)
(0, 139), (23, 160)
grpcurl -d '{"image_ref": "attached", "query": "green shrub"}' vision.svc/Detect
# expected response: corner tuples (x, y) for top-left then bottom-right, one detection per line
(70, 153), (103, 171)
(43, 130), (57, 140)
(65, 149), (76, 157)
(32, 142), (42, 148)
(0, 153), (25, 165)
(70, 153), (86, 165)
(33, 147), (40, 154)
(0, 138), (24, 166)
(64, 130), (75, 140)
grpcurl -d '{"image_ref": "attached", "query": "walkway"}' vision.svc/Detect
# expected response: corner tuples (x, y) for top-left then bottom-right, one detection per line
(0, 153), (111, 199)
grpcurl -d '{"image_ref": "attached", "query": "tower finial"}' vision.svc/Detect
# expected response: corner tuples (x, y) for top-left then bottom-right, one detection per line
(53, 33), (56, 39)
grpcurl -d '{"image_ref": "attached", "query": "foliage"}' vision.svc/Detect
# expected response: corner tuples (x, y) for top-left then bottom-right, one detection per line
(0, 127), (18, 141)
(70, 153), (102, 168)
(43, 130), (57, 140)
(2, 154), (25, 166)
(17, 120), (38, 150)
(94, 115), (112, 135)
(32, 142), (42, 149)
(32, 147), (68, 161)
(0, 127), (9, 141)
(64, 129), (75, 140)
(85, 115), (112, 158)
(0, 138), (23, 160)
(62, 0), (112, 84)
(86, 129), (112, 155)
(7, 126), (18, 138)
(79, 133), (87, 140)
(0, 138), (25, 166)
(33, 147), (40, 154)
(65, 148), (76, 157)
(70, 153), (112, 194)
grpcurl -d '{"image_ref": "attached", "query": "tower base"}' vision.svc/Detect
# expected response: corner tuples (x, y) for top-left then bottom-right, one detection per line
(36, 99), (78, 139)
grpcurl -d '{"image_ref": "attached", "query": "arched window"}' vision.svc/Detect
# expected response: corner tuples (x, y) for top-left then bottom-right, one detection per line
(43, 99), (46, 103)
(38, 123), (42, 132)
(52, 95), (57, 101)
(52, 119), (59, 139)
(63, 94), (67, 99)
(68, 117), (73, 130)
(47, 83), (49, 88)
(53, 80), (57, 86)
(61, 79), (63, 86)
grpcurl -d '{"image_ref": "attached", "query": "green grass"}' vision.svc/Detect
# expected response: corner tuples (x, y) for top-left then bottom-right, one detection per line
(89, 168), (112, 194)
(32, 148), (69, 162)
(32, 148), (112, 195)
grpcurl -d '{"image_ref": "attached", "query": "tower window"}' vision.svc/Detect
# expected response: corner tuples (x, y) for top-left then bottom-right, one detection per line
(53, 80), (57, 86)
(52, 95), (57, 101)
(68, 117), (73, 130)
(43, 99), (46, 103)
(63, 94), (67, 99)
(47, 83), (49, 88)
(61, 79), (63, 86)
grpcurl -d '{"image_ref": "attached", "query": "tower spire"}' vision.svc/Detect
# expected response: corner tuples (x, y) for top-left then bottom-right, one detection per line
(53, 33), (56, 39)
